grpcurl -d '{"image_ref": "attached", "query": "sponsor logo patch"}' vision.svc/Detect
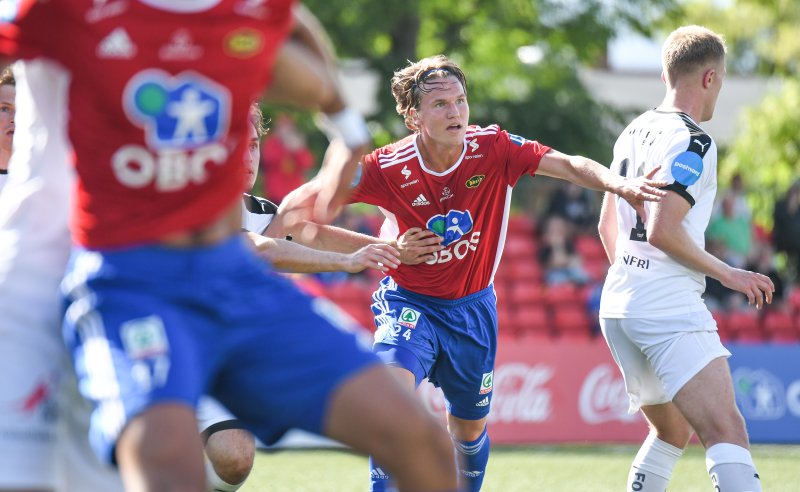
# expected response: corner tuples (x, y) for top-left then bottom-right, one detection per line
(466, 174), (485, 188)
(479, 371), (493, 394)
(427, 209), (474, 247)
(397, 307), (421, 329)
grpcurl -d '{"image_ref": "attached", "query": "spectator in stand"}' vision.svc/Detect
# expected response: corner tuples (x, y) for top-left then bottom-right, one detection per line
(704, 238), (742, 311)
(544, 181), (597, 234)
(745, 240), (786, 311)
(537, 215), (589, 285)
(773, 179), (800, 285)
(713, 173), (751, 220)
(707, 194), (753, 268)
(260, 112), (315, 203)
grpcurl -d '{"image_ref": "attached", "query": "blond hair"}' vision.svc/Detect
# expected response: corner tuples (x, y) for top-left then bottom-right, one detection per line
(390, 55), (467, 132)
(662, 25), (726, 84)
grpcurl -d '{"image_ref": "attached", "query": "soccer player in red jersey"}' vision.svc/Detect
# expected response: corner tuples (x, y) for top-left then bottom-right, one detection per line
(0, 2), (459, 491)
(291, 54), (668, 491)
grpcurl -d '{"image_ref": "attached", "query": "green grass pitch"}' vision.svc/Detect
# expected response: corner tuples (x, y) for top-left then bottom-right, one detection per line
(241, 444), (799, 491)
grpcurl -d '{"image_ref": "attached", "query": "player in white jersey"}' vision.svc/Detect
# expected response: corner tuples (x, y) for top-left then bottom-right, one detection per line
(598, 26), (774, 492)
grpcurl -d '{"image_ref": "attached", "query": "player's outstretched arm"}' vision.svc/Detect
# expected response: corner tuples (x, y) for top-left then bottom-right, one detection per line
(537, 150), (668, 214)
(244, 232), (398, 274)
(647, 192), (775, 309)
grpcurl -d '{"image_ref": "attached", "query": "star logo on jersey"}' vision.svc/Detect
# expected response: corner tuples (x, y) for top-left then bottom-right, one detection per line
(159, 29), (204, 61)
(123, 69), (231, 149)
(426, 209), (474, 247)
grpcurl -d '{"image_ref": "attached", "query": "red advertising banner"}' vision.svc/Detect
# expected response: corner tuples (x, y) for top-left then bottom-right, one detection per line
(418, 337), (650, 444)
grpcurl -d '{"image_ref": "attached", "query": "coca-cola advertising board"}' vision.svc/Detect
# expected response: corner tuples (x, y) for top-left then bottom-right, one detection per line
(419, 338), (649, 444)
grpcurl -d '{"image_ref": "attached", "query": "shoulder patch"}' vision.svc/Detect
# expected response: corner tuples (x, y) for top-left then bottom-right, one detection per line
(242, 193), (278, 215)
(508, 133), (526, 146)
(670, 151), (703, 187)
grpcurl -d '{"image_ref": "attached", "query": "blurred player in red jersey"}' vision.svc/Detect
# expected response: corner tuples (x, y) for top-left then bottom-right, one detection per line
(598, 26), (772, 492)
(0, 2), (459, 492)
(284, 54), (668, 492)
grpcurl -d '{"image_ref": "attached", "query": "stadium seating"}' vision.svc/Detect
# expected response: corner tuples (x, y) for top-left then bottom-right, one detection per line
(575, 234), (607, 263)
(726, 310), (764, 343)
(761, 310), (798, 343)
(552, 306), (593, 341)
(511, 304), (551, 338)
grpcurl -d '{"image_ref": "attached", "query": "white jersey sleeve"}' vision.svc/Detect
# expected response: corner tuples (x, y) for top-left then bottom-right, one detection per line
(240, 193), (277, 235)
(600, 111), (717, 319)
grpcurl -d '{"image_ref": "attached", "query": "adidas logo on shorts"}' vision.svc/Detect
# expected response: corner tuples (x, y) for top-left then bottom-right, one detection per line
(475, 396), (489, 407)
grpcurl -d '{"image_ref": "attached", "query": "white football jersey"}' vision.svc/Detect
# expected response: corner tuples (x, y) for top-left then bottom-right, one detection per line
(600, 110), (717, 318)
(0, 171), (7, 193)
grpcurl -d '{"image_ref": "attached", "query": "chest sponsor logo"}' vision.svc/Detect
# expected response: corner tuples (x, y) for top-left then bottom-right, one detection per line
(427, 209), (473, 247)
(466, 174), (485, 188)
(440, 186), (453, 202)
(115, 70), (231, 191)
(224, 28), (264, 58)
(97, 27), (137, 59)
(401, 165), (412, 180)
(234, 0), (269, 19)
(400, 178), (419, 189)
(468, 138), (479, 152)
(479, 371), (494, 394)
(397, 307), (421, 329)
(159, 29), (204, 61)
(411, 194), (430, 206)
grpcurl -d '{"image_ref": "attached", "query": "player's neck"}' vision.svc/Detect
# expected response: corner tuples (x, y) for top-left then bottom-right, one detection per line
(417, 136), (462, 173)
(659, 90), (703, 124)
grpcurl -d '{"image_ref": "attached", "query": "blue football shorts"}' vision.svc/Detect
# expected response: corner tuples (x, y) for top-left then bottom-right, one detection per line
(61, 235), (380, 463)
(370, 277), (497, 420)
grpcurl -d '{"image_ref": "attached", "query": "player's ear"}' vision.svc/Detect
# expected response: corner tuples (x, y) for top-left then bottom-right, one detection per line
(702, 68), (715, 89)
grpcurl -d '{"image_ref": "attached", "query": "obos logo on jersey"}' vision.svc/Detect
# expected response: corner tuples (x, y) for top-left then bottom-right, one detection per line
(114, 70), (232, 191)
(124, 69), (231, 149)
(427, 209), (473, 247)
(671, 150), (703, 186)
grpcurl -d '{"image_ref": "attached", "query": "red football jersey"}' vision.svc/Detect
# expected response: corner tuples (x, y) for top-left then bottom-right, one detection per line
(351, 124), (550, 299)
(0, 0), (294, 248)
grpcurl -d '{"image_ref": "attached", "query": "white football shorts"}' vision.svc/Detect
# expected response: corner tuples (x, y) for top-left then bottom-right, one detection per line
(600, 309), (731, 413)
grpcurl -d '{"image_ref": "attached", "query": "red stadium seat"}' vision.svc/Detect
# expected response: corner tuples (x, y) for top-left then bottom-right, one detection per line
(789, 289), (800, 315)
(511, 305), (551, 338)
(509, 281), (546, 309)
(507, 214), (536, 238)
(726, 311), (764, 343)
(497, 306), (515, 335)
(762, 310), (798, 343)
(543, 283), (582, 307)
(552, 306), (593, 340)
(575, 235), (607, 262)
(503, 235), (538, 260)
(502, 260), (542, 284)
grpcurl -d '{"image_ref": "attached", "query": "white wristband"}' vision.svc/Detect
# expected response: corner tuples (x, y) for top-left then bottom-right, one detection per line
(316, 107), (371, 149)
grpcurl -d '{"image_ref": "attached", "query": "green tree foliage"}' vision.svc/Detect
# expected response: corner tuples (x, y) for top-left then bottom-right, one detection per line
(665, 0), (800, 228)
(280, 0), (678, 165)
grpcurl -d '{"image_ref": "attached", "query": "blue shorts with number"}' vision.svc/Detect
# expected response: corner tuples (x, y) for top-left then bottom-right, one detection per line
(370, 277), (497, 420)
(62, 236), (379, 464)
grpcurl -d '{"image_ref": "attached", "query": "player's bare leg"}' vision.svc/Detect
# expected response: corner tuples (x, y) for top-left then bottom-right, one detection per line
(116, 404), (206, 492)
(672, 357), (762, 491)
(631, 403), (693, 491)
(448, 414), (490, 492)
(326, 365), (457, 492)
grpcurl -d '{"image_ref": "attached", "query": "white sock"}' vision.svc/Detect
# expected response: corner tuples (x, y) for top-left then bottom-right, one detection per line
(205, 455), (244, 492)
(627, 434), (683, 491)
(706, 443), (762, 492)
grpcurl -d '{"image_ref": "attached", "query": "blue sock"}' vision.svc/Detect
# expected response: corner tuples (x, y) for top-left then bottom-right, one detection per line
(454, 426), (490, 492)
(369, 456), (396, 492)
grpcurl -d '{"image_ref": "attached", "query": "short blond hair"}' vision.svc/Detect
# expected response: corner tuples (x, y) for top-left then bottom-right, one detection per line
(662, 25), (726, 84)
(390, 55), (467, 132)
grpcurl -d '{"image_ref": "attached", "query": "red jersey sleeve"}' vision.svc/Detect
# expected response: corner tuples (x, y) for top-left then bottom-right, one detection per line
(348, 151), (391, 208)
(0, 0), (61, 61)
(495, 129), (551, 187)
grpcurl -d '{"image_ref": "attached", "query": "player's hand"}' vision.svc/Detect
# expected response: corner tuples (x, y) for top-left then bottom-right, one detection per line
(619, 166), (669, 221)
(720, 267), (775, 310)
(396, 228), (444, 265)
(344, 243), (401, 273)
